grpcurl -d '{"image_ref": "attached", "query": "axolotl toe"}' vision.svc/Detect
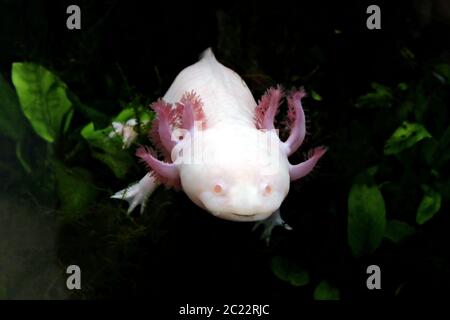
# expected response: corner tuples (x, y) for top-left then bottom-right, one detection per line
(112, 48), (326, 232)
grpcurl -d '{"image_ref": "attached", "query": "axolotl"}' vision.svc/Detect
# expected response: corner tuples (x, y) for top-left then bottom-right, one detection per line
(112, 48), (326, 239)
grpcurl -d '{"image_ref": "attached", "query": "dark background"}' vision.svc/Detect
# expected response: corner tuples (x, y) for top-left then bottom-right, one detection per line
(0, 0), (449, 303)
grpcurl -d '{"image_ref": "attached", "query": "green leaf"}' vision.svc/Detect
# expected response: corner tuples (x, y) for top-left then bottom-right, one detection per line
(53, 162), (98, 220)
(356, 82), (393, 108)
(434, 63), (450, 82)
(313, 280), (340, 300)
(289, 270), (310, 287)
(81, 122), (134, 178)
(80, 104), (153, 178)
(348, 169), (386, 257)
(271, 256), (310, 287)
(114, 108), (136, 123)
(400, 47), (415, 61)
(90, 152), (132, 179)
(371, 82), (392, 95)
(384, 220), (415, 243)
(11, 63), (73, 143)
(311, 89), (322, 101)
(114, 105), (154, 124)
(67, 90), (110, 129)
(384, 121), (432, 155)
(397, 82), (408, 91)
(0, 73), (26, 141)
(416, 185), (441, 225)
(271, 256), (289, 281)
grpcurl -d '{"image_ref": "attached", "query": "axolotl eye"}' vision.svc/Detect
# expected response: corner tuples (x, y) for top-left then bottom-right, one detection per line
(213, 183), (225, 195)
(262, 183), (272, 196)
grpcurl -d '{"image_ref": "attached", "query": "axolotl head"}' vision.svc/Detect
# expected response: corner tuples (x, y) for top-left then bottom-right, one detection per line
(136, 87), (326, 222)
(176, 125), (291, 221)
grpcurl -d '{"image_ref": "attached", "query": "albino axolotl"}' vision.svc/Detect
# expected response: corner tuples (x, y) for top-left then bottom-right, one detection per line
(112, 48), (326, 240)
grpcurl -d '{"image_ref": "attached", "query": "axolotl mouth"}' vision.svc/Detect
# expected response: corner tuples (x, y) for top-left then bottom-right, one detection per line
(232, 213), (256, 217)
(210, 210), (267, 222)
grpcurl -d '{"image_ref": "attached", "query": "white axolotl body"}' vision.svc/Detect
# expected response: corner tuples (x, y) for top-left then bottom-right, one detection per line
(113, 48), (326, 233)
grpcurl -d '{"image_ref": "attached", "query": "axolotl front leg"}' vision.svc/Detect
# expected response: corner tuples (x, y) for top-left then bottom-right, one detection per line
(253, 209), (293, 244)
(111, 173), (160, 215)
